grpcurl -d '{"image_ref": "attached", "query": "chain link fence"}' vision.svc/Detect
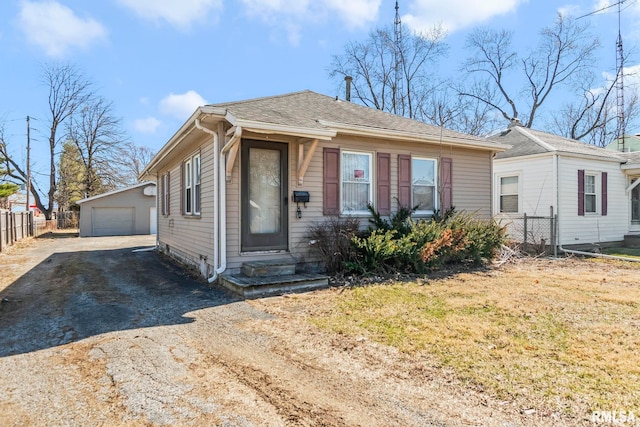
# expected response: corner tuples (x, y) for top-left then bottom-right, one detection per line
(497, 208), (557, 255)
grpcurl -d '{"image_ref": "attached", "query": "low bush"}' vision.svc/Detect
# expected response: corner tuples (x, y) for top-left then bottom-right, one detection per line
(306, 216), (362, 274)
(308, 208), (506, 276)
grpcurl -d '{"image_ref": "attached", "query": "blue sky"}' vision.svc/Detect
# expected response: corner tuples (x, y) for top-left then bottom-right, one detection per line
(1, 0), (639, 176)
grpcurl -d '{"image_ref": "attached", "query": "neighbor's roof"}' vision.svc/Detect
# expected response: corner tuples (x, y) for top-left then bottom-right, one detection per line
(76, 181), (156, 205)
(211, 90), (506, 149)
(490, 125), (626, 161)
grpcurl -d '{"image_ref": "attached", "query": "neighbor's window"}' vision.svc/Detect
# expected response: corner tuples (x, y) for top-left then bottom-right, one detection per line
(412, 158), (437, 213)
(585, 174), (596, 213)
(341, 151), (372, 214)
(161, 172), (170, 216)
(183, 153), (201, 215)
(500, 175), (519, 213)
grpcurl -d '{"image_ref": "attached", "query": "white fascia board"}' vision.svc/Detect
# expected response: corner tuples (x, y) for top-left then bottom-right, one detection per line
(317, 120), (508, 152)
(494, 152), (555, 164)
(556, 151), (625, 163)
(139, 106), (227, 179)
(234, 119), (336, 140)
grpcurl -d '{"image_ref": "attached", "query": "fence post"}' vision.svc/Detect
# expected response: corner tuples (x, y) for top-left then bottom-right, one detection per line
(523, 213), (528, 252)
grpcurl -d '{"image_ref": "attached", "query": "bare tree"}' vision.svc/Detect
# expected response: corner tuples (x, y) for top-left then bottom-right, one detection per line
(68, 96), (127, 197)
(460, 13), (610, 140)
(0, 64), (94, 219)
(330, 24), (448, 120)
(548, 78), (640, 147)
(117, 142), (156, 185)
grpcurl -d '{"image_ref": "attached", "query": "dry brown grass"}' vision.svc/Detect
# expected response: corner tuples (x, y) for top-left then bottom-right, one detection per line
(309, 257), (640, 416)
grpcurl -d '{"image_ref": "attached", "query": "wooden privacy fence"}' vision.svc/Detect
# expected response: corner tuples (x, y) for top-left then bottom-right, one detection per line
(0, 210), (34, 253)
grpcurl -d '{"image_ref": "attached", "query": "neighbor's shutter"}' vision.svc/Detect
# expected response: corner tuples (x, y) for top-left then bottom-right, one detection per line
(578, 169), (585, 216)
(602, 172), (608, 216)
(397, 154), (411, 208)
(441, 157), (453, 211)
(167, 171), (171, 216)
(377, 153), (391, 215)
(323, 148), (340, 215)
(180, 163), (185, 215)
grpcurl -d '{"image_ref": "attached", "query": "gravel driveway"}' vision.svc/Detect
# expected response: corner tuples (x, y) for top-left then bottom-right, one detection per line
(0, 233), (543, 426)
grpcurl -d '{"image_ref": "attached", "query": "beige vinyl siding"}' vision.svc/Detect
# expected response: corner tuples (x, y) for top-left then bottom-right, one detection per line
(221, 134), (494, 272)
(157, 133), (216, 271)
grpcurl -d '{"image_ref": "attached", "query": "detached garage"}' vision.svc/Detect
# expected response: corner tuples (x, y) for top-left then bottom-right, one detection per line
(76, 182), (157, 237)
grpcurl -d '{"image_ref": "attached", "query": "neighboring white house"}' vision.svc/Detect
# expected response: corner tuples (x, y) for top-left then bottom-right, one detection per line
(76, 182), (157, 237)
(490, 122), (640, 248)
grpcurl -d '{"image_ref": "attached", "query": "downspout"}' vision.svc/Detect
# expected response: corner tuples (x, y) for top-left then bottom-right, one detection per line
(555, 153), (640, 263)
(215, 126), (242, 278)
(194, 119), (220, 283)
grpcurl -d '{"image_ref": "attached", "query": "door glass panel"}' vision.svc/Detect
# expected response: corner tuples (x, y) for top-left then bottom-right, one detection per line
(249, 148), (281, 234)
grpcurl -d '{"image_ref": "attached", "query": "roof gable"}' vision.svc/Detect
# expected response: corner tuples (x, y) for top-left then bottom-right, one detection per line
(491, 126), (625, 161)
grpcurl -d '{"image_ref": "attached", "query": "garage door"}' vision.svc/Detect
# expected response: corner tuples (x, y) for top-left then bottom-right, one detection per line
(92, 207), (135, 236)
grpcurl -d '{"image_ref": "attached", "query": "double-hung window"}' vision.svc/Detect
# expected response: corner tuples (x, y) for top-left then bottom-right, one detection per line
(183, 153), (201, 215)
(412, 158), (437, 214)
(499, 175), (519, 213)
(584, 174), (596, 213)
(341, 151), (372, 214)
(161, 172), (170, 216)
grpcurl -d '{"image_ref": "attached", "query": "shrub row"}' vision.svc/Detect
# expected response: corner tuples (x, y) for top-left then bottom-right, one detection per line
(308, 206), (506, 275)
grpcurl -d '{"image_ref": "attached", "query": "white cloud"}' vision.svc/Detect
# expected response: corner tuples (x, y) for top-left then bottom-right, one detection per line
(134, 117), (161, 134)
(18, 0), (107, 57)
(402, 0), (526, 34)
(239, 0), (381, 44)
(117, 0), (222, 30)
(159, 91), (207, 120)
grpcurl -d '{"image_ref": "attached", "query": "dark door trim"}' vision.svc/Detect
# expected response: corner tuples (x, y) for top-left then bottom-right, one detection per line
(240, 139), (289, 252)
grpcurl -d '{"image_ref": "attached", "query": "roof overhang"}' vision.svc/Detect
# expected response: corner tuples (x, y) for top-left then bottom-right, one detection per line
(139, 106), (227, 179)
(76, 181), (156, 205)
(317, 120), (509, 152)
(232, 118), (336, 140)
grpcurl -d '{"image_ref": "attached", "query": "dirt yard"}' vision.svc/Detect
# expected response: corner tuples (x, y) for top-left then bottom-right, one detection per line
(0, 233), (637, 426)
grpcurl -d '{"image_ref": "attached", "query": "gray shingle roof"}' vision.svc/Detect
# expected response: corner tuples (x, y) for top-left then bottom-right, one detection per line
(490, 125), (626, 161)
(209, 90), (503, 148)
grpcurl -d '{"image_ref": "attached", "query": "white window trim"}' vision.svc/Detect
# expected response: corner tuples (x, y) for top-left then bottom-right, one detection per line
(584, 171), (599, 215)
(495, 171), (522, 215)
(183, 153), (201, 216)
(340, 150), (373, 215)
(412, 157), (438, 216)
(162, 173), (169, 216)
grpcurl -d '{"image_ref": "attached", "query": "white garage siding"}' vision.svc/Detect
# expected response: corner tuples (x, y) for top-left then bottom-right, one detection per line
(91, 207), (135, 236)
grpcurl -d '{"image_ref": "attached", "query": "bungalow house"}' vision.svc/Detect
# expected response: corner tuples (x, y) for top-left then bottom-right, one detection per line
(140, 90), (507, 296)
(490, 121), (640, 249)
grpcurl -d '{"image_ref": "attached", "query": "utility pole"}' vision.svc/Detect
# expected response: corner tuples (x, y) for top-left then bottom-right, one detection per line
(26, 116), (31, 213)
(394, 0), (403, 115)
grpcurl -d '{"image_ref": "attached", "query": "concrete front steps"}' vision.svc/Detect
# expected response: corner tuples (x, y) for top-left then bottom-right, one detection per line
(219, 259), (329, 298)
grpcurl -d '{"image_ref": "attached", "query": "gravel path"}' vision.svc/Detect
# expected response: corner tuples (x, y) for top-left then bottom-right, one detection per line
(0, 234), (552, 426)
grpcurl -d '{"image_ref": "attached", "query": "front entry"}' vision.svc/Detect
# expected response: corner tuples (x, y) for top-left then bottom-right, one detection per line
(241, 139), (289, 252)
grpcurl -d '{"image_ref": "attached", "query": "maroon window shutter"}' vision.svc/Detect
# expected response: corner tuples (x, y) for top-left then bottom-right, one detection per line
(323, 148), (340, 215)
(578, 169), (585, 216)
(377, 153), (391, 215)
(441, 157), (453, 211)
(398, 154), (411, 208)
(167, 171), (171, 216)
(180, 163), (185, 215)
(601, 172), (608, 216)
